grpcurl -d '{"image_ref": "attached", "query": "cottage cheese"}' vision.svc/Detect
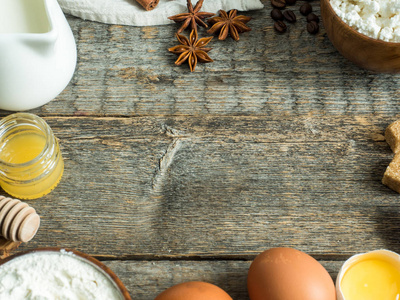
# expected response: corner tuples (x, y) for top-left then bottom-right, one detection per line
(330, 0), (400, 42)
(0, 250), (124, 300)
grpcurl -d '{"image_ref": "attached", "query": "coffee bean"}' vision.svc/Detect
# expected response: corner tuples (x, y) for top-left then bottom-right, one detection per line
(306, 13), (320, 23)
(271, 0), (286, 9)
(283, 10), (296, 23)
(274, 20), (287, 33)
(271, 8), (284, 21)
(307, 21), (319, 34)
(286, 0), (296, 5)
(300, 3), (312, 16)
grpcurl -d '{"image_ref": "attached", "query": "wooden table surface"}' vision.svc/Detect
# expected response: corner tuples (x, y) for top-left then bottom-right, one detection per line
(3, 0), (400, 298)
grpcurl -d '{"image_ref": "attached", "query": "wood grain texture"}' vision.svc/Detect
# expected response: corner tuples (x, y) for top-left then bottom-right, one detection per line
(104, 259), (343, 300)
(1, 1), (400, 296)
(7, 115), (400, 258)
(7, 0), (397, 118)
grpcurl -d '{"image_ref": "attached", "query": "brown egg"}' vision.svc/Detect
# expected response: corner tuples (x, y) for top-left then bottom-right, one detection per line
(154, 281), (233, 300)
(247, 247), (336, 300)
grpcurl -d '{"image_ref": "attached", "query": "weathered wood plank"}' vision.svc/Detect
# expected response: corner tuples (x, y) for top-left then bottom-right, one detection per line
(7, 115), (399, 258)
(1, 0), (396, 295)
(7, 1), (397, 118)
(103, 259), (343, 300)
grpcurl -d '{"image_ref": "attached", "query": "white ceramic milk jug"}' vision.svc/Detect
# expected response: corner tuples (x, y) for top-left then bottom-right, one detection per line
(0, 0), (77, 111)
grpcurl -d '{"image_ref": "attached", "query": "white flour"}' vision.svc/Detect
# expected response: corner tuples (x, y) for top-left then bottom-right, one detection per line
(330, 0), (400, 42)
(0, 250), (123, 300)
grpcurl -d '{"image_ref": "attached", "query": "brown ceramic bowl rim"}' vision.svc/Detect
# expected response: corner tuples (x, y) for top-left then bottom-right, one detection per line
(0, 247), (132, 300)
(322, 0), (400, 46)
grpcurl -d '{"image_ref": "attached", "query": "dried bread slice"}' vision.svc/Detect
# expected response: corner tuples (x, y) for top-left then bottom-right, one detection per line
(383, 120), (400, 193)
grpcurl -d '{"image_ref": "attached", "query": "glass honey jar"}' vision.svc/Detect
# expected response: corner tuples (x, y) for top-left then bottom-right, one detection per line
(0, 113), (64, 199)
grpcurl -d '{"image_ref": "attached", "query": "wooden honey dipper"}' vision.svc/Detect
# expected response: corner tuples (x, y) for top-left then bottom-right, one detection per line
(0, 196), (40, 243)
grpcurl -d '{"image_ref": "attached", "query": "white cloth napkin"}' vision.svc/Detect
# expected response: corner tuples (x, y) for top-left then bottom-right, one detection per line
(58, 0), (264, 26)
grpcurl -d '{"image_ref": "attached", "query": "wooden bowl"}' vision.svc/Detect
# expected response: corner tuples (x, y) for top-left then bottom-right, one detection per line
(321, 0), (400, 73)
(0, 247), (132, 300)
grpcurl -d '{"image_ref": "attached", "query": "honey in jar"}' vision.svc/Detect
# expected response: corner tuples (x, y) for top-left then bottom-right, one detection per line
(0, 113), (64, 199)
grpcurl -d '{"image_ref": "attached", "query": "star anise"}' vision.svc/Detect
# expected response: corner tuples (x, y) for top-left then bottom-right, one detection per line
(168, 29), (213, 72)
(207, 9), (252, 41)
(168, 0), (215, 34)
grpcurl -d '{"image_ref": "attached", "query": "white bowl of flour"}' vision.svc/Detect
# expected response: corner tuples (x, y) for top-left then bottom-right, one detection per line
(0, 248), (131, 300)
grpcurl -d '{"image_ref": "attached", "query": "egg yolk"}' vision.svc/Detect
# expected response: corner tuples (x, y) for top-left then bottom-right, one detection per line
(340, 258), (400, 300)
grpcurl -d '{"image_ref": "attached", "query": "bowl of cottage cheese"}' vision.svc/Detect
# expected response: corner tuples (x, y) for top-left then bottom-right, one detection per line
(321, 0), (400, 72)
(0, 248), (131, 300)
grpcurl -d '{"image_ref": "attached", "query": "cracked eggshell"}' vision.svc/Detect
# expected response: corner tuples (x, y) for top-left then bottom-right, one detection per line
(154, 281), (232, 300)
(247, 247), (336, 300)
(336, 249), (400, 300)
